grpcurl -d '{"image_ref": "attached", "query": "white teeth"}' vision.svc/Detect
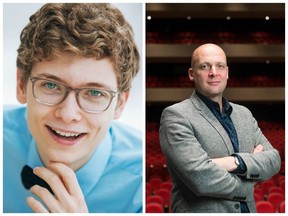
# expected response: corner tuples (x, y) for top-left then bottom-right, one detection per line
(51, 128), (81, 138)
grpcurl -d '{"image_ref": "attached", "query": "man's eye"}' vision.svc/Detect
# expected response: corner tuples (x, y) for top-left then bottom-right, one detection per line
(217, 64), (226, 70)
(45, 82), (58, 89)
(40, 82), (60, 90)
(89, 89), (102, 97)
(200, 64), (210, 70)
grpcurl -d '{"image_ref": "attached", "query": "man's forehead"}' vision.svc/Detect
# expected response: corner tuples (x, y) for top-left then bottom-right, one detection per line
(195, 49), (226, 61)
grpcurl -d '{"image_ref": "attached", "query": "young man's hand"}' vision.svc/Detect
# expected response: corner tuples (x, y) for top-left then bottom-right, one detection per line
(26, 163), (88, 213)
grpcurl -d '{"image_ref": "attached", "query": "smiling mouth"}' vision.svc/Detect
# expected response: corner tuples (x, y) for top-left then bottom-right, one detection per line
(208, 81), (220, 85)
(47, 126), (86, 140)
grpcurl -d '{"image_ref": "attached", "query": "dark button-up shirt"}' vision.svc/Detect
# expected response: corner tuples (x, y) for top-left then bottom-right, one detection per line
(196, 91), (249, 213)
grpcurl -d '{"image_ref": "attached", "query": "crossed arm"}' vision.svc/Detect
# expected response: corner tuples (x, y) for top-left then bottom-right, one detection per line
(160, 110), (254, 200)
(160, 106), (280, 200)
(211, 145), (264, 172)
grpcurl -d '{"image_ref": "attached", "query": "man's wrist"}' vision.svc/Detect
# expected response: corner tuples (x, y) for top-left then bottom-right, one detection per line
(230, 156), (238, 172)
(234, 156), (240, 166)
(231, 154), (247, 175)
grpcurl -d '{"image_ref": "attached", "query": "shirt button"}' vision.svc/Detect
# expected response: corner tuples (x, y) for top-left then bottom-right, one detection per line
(234, 203), (240, 209)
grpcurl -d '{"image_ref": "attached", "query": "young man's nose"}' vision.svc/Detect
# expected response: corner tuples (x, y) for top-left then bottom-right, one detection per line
(55, 92), (82, 123)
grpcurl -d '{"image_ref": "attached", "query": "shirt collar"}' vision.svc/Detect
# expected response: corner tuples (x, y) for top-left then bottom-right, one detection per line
(27, 127), (112, 196)
(196, 91), (232, 116)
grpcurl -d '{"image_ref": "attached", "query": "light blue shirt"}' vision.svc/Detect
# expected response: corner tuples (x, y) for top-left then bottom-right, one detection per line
(3, 106), (142, 213)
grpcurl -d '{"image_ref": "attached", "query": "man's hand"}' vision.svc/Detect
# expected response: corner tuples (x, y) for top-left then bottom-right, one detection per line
(211, 145), (264, 172)
(253, 144), (264, 154)
(26, 163), (88, 213)
(211, 156), (237, 172)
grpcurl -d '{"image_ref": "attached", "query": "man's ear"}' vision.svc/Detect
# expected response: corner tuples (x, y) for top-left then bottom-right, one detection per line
(188, 67), (194, 81)
(227, 66), (229, 79)
(16, 68), (27, 104)
(113, 91), (129, 120)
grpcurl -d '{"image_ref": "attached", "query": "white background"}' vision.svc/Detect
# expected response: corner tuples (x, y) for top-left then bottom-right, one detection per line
(3, 3), (144, 131)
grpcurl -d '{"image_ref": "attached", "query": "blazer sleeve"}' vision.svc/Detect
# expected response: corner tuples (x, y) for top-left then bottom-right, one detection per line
(236, 109), (281, 181)
(159, 106), (254, 200)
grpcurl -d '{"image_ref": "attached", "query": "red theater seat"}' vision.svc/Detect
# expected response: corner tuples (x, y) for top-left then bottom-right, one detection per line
(155, 188), (171, 210)
(146, 195), (164, 207)
(267, 193), (284, 212)
(256, 201), (274, 213)
(261, 180), (275, 196)
(146, 203), (164, 213)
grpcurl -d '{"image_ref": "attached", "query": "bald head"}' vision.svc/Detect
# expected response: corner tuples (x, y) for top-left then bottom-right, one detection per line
(191, 43), (227, 68)
(188, 43), (229, 104)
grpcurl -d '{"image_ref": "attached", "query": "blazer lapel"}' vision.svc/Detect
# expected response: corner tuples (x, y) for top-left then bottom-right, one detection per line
(190, 92), (234, 155)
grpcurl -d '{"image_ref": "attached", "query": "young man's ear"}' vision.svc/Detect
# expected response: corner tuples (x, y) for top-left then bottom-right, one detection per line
(113, 91), (130, 119)
(16, 68), (27, 104)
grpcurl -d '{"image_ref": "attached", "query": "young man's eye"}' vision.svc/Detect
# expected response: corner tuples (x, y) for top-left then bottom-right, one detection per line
(45, 82), (58, 89)
(40, 81), (60, 91)
(89, 89), (102, 97)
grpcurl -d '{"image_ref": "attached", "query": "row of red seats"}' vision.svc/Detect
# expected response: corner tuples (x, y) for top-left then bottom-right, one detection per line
(146, 75), (284, 88)
(147, 175), (172, 194)
(147, 31), (284, 44)
(146, 175), (172, 213)
(146, 175), (285, 213)
(255, 179), (285, 213)
(147, 174), (285, 197)
(255, 176), (285, 197)
(256, 201), (285, 213)
(146, 121), (285, 213)
(146, 197), (285, 213)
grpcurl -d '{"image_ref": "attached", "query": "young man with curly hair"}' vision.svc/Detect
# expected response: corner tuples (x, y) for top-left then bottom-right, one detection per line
(4, 3), (142, 213)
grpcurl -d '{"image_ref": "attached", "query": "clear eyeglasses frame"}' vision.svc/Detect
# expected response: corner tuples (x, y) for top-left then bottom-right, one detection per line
(29, 76), (119, 114)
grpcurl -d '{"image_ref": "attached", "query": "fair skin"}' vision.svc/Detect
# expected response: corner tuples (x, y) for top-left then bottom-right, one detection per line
(188, 43), (229, 111)
(17, 54), (129, 212)
(188, 44), (263, 172)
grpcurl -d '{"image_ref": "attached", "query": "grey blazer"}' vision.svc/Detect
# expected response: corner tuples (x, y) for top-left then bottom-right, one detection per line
(159, 92), (281, 213)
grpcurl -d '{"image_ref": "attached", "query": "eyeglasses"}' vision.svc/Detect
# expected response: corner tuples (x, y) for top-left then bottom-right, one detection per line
(29, 76), (119, 113)
(197, 63), (227, 72)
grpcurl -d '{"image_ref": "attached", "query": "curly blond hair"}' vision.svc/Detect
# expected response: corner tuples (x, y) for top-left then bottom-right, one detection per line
(17, 3), (140, 92)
